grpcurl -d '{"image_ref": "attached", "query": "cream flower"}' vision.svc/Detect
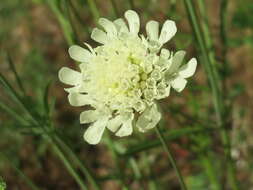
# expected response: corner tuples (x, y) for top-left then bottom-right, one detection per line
(58, 10), (197, 144)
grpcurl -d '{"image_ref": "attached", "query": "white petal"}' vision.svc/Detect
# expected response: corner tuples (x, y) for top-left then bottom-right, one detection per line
(64, 83), (88, 93)
(168, 50), (186, 73)
(156, 85), (171, 100)
(115, 112), (134, 137)
(159, 20), (177, 44)
(91, 28), (109, 44)
(146, 20), (159, 41)
(178, 58), (197, 78)
(58, 67), (82, 85)
(171, 76), (187, 92)
(64, 86), (79, 93)
(107, 115), (122, 132)
(160, 48), (171, 59)
(124, 10), (140, 35)
(80, 110), (100, 124)
(115, 119), (133, 137)
(98, 18), (117, 37)
(68, 45), (92, 63)
(163, 86), (171, 97)
(68, 93), (93, 106)
(83, 116), (109, 144)
(136, 104), (161, 132)
(64, 86), (81, 93)
(83, 42), (96, 55)
(113, 18), (129, 33)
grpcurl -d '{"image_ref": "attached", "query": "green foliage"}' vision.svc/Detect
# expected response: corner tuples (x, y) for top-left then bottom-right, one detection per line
(230, 0), (253, 48)
(186, 174), (207, 190)
(0, 177), (6, 190)
(232, 2), (253, 28)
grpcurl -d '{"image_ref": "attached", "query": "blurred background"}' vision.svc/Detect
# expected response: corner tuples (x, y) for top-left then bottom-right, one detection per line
(0, 0), (253, 189)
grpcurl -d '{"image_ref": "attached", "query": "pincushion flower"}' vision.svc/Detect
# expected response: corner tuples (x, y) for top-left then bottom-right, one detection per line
(58, 10), (197, 144)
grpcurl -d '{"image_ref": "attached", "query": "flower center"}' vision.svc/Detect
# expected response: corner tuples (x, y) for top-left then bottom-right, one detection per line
(83, 35), (156, 111)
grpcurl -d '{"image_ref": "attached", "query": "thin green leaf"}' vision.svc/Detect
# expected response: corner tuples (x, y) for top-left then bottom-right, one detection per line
(43, 80), (52, 117)
(0, 101), (28, 125)
(0, 73), (37, 123)
(86, 0), (100, 23)
(6, 52), (25, 94)
(110, 0), (119, 17)
(46, 0), (74, 45)
(122, 127), (219, 156)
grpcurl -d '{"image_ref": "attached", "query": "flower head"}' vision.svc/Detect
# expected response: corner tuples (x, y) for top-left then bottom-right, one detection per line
(59, 10), (197, 144)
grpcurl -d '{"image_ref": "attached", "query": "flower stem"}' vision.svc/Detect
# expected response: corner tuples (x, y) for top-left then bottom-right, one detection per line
(54, 135), (101, 190)
(0, 74), (88, 190)
(86, 0), (100, 23)
(200, 154), (221, 190)
(183, 0), (239, 189)
(128, 0), (135, 10)
(129, 158), (145, 190)
(196, 0), (216, 67)
(110, 0), (119, 17)
(220, 0), (229, 81)
(155, 125), (187, 190)
(105, 132), (129, 189)
(46, 0), (74, 45)
(51, 143), (88, 190)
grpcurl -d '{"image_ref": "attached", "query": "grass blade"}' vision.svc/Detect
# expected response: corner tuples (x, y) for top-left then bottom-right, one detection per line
(46, 0), (74, 45)
(182, 0), (239, 189)
(6, 53), (25, 95)
(122, 126), (219, 156)
(110, 0), (119, 17)
(86, 0), (99, 23)
(155, 125), (187, 190)
(0, 74), (88, 190)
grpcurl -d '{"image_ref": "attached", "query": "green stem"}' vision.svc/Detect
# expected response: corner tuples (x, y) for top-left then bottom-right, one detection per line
(183, 0), (223, 123)
(141, 152), (158, 190)
(68, 0), (90, 35)
(35, 128), (88, 190)
(0, 73), (36, 123)
(222, 133), (239, 190)
(200, 154), (221, 190)
(51, 144), (87, 190)
(105, 132), (129, 189)
(183, 0), (239, 189)
(6, 53), (25, 95)
(0, 56), (97, 189)
(86, 0), (100, 23)
(63, 0), (81, 44)
(220, 0), (229, 80)
(168, 0), (177, 18)
(46, 0), (74, 45)
(38, 126), (88, 190)
(197, 0), (216, 67)
(128, 0), (135, 9)
(110, 0), (119, 17)
(0, 74), (88, 190)
(155, 126), (187, 190)
(138, 135), (158, 190)
(129, 158), (145, 190)
(123, 126), (220, 156)
(195, 2), (222, 189)
(0, 101), (27, 125)
(54, 135), (101, 190)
